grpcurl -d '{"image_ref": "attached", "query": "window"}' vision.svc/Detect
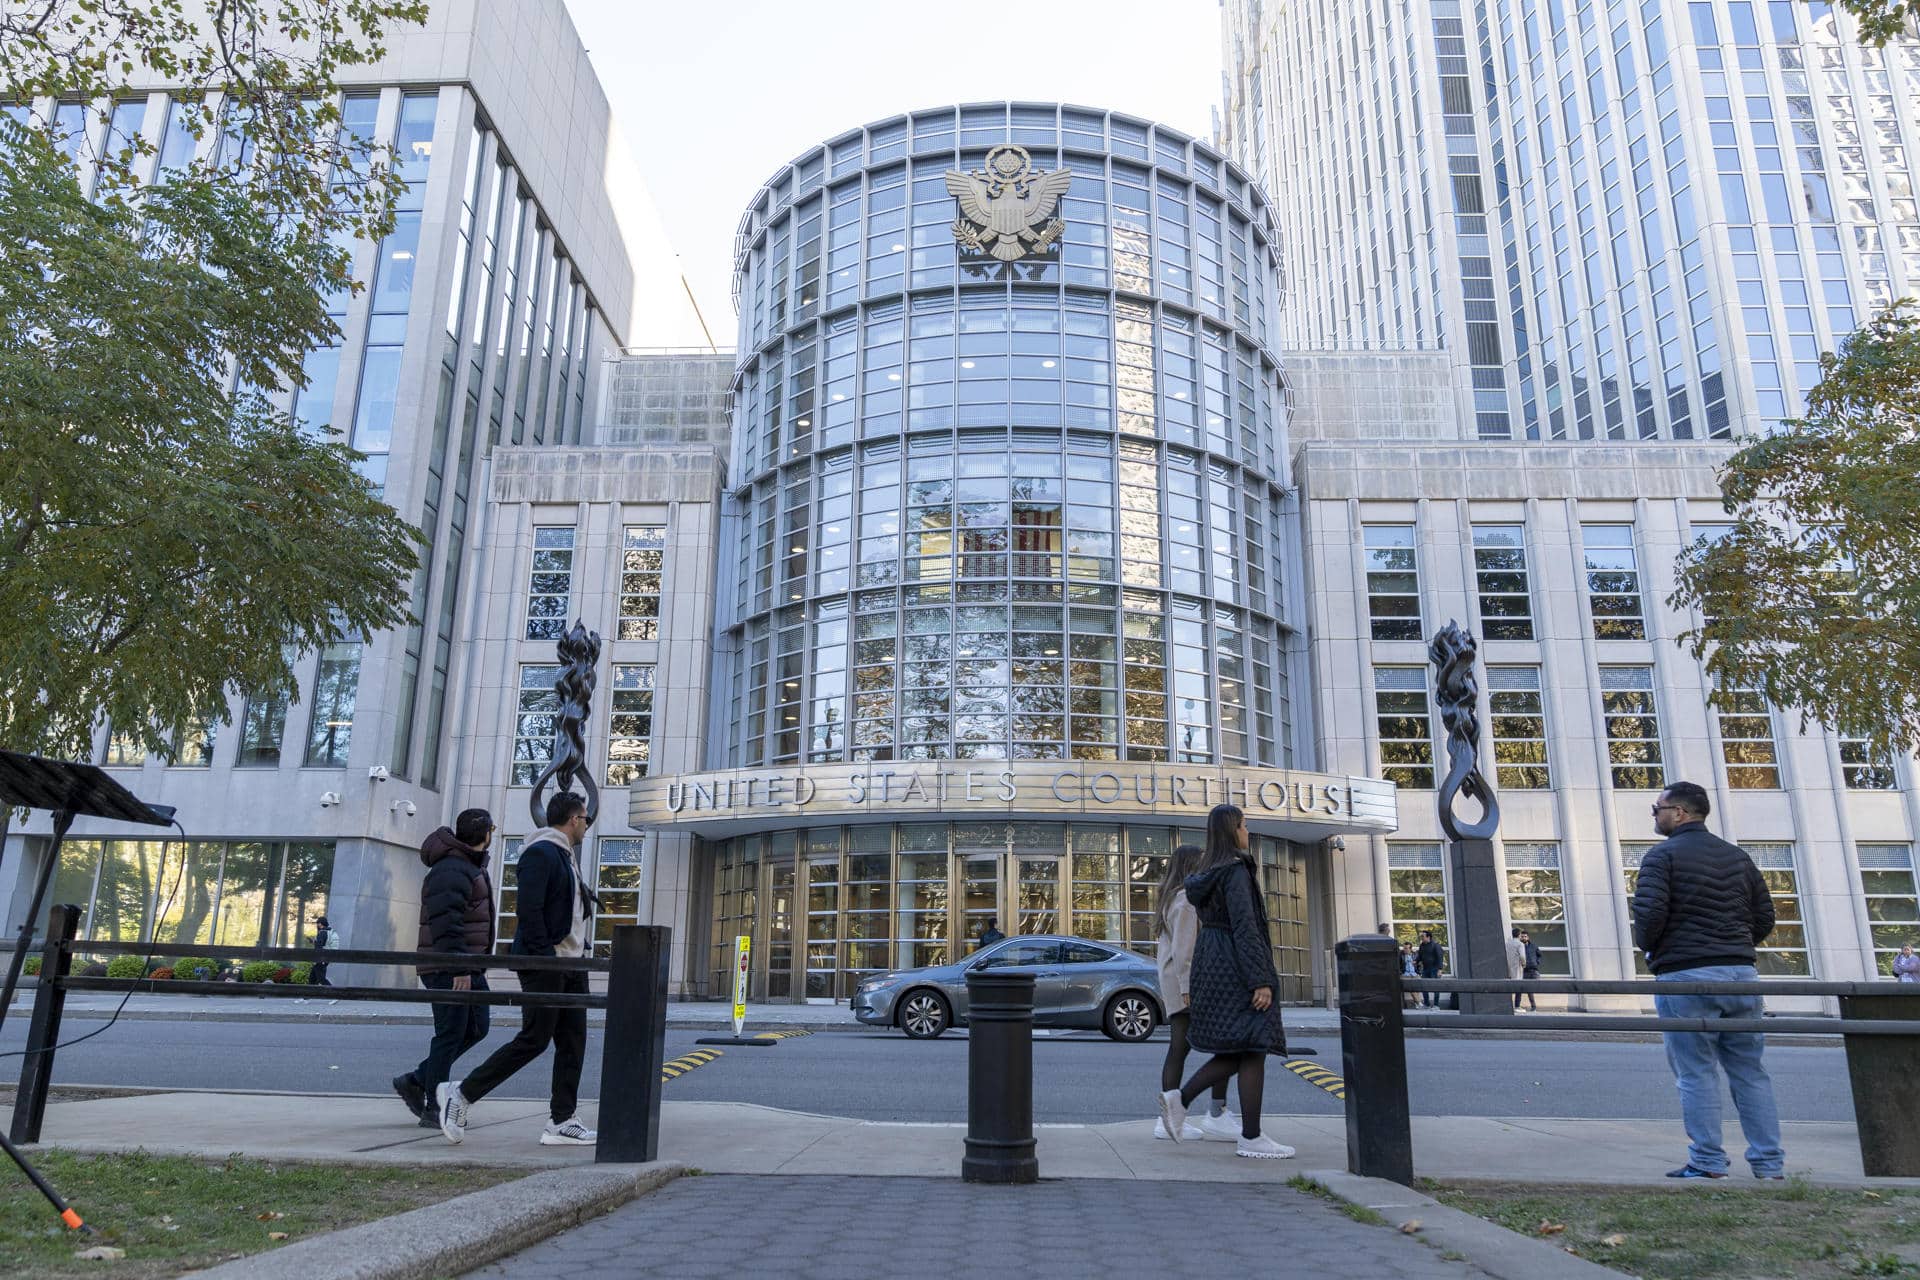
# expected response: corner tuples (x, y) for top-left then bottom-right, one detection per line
(1841, 738), (1898, 789)
(102, 728), (143, 767)
(1374, 667), (1435, 788)
(1488, 666), (1551, 789)
(237, 688), (290, 767)
(171, 717), (217, 767)
(494, 838), (523, 954)
(606, 664), (656, 785)
(1505, 842), (1570, 975)
(1472, 524), (1534, 639)
(1859, 843), (1919, 976)
(1582, 524), (1647, 639)
(511, 664), (561, 785)
(1620, 843), (1655, 976)
(1387, 842), (1449, 959)
(1063, 941), (1118, 963)
(618, 526), (667, 640)
(592, 837), (645, 959)
(1599, 666), (1665, 789)
(525, 527), (575, 641)
(303, 642), (361, 768)
(1364, 524), (1423, 639)
(1712, 679), (1781, 788)
(1748, 843), (1811, 976)
(978, 940), (1061, 968)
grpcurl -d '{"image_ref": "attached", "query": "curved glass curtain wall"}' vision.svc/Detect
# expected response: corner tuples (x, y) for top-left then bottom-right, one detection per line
(723, 104), (1299, 771)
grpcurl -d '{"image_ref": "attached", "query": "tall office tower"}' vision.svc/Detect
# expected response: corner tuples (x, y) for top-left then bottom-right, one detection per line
(1222, 0), (1903, 443)
(1218, 1), (1920, 989)
(0, 1), (710, 963)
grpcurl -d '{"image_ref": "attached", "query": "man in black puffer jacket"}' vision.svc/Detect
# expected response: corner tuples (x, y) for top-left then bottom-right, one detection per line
(391, 808), (496, 1127)
(1631, 781), (1784, 1181)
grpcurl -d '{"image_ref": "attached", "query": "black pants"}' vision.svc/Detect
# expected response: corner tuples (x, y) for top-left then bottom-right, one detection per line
(1178, 1051), (1267, 1140)
(311, 962), (331, 987)
(1514, 972), (1537, 1010)
(1419, 966), (1440, 1006)
(459, 968), (587, 1124)
(411, 972), (491, 1098)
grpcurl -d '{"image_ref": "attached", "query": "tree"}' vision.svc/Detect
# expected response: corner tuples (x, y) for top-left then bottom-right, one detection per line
(1831, 1), (1920, 45)
(0, 1), (427, 760)
(1669, 303), (1920, 754)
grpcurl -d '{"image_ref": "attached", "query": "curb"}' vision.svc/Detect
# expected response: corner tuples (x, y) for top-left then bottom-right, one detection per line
(185, 1161), (684, 1280)
(1300, 1169), (1627, 1280)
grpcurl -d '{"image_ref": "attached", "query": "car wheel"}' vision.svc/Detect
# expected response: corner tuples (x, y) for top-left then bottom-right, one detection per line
(1103, 992), (1157, 1043)
(898, 989), (951, 1039)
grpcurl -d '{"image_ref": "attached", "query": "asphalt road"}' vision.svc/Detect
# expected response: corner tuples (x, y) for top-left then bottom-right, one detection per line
(0, 1016), (1858, 1125)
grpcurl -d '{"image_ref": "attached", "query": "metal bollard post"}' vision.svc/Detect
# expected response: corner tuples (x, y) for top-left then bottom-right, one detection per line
(1840, 992), (1920, 1177)
(597, 925), (670, 1164)
(962, 970), (1038, 1184)
(1337, 934), (1414, 1186)
(12, 904), (80, 1145)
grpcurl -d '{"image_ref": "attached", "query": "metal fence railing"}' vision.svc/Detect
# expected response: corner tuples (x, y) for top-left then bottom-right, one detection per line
(10, 903), (672, 1163)
(1334, 936), (1920, 1184)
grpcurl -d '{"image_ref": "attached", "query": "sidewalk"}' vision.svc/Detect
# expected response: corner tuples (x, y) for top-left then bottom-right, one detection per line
(22, 1090), (1905, 1187)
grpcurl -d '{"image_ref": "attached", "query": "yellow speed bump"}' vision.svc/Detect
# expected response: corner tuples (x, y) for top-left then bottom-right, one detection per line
(753, 1029), (813, 1041)
(661, 1048), (724, 1082)
(1283, 1057), (1347, 1101)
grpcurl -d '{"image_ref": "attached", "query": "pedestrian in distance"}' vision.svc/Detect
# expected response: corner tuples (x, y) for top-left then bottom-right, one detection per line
(1156, 804), (1295, 1160)
(1399, 942), (1419, 1009)
(978, 916), (1005, 948)
(438, 791), (598, 1147)
(1415, 930), (1443, 1008)
(1506, 926), (1529, 1011)
(310, 915), (334, 988)
(1152, 843), (1235, 1141)
(1893, 943), (1919, 983)
(393, 808), (497, 1128)
(1520, 930), (1542, 1011)
(1632, 780), (1786, 1181)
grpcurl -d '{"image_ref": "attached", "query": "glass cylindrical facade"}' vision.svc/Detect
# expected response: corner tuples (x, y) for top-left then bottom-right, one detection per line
(712, 103), (1311, 1002)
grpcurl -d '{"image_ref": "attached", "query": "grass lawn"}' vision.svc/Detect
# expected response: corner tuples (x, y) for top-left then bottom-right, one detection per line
(0, 1149), (520, 1279)
(1428, 1179), (1920, 1279)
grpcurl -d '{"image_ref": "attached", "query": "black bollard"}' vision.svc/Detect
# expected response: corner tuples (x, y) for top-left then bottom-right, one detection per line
(1336, 935), (1414, 1186)
(963, 970), (1038, 1184)
(1840, 993), (1920, 1177)
(597, 925), (670, 1164)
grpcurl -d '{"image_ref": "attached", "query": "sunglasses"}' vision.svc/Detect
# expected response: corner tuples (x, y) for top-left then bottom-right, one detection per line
(1650, 803), (1685, 816)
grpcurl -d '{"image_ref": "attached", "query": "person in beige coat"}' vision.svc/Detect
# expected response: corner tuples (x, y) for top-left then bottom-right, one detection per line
(1154, 843), (1234, 1140)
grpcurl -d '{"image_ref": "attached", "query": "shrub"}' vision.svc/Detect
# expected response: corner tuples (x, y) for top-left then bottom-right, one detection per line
(269, 967), (294, 983)
(240, 960), (280, 984)
(22, 955), (40, 977)
(290, 962), (313, 985)
(149, 967), (175, 980)
(105, 955), (146, 981)
(171, 956), (216, 981)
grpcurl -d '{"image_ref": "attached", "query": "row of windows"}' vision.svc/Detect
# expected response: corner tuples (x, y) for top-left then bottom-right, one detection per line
(1371, 662), (1897, 792)
(511, 662), (656, 788)
(1389, 834), (1920, 978)
(522, 525), (667, 643)
(103, 643), (362, 772)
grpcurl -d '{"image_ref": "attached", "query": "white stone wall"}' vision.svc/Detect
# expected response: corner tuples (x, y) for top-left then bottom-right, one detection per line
(1299, 440), (1920, 1001)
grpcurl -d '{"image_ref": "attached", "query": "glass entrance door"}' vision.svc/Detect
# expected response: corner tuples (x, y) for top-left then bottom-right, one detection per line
(1014, 856), (1062, 936)
(958, 853), (1002, 955)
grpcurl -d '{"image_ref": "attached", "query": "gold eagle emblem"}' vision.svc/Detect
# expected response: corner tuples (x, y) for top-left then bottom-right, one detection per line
(945, 144), (1072, 263)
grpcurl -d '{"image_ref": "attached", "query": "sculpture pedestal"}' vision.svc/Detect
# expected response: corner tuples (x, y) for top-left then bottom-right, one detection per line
(1447, 837), (1513, 1016)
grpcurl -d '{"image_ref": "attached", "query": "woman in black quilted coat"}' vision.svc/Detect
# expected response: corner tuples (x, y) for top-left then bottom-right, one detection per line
(1156, 804), (1294, 1159)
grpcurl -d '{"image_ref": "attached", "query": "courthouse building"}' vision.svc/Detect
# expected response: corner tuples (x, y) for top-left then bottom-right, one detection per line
(5, 0), (1917, 1006)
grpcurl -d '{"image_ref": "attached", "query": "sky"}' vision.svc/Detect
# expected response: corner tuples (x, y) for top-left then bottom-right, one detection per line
(563, 0), (1224, 348)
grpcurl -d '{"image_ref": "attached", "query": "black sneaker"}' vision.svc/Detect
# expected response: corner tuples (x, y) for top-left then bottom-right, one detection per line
(392, 1073), (427, 1120)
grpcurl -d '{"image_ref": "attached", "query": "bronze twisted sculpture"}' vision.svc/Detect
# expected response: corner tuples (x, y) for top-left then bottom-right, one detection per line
(1429, 620), (1500, 842)
(528, 620), (601, 830)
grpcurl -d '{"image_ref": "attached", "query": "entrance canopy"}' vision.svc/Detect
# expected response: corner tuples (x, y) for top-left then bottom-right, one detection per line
(630, 760), (1397, 841)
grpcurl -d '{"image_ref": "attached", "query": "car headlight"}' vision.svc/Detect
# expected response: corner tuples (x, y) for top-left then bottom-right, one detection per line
(858, 975), (903, 993)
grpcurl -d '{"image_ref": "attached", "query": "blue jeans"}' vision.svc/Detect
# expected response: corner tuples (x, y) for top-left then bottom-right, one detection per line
(1654, 964), (1784, 1176)
(413, 972), (491, 1099)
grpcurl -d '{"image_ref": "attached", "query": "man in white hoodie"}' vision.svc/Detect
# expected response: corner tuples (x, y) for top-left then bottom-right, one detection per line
(437, 791), (596, 1146)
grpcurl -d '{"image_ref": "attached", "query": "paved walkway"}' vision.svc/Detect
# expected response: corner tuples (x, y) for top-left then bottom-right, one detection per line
(459, 1174), (1493, 1278)
(23, 1092), (1905, 1186)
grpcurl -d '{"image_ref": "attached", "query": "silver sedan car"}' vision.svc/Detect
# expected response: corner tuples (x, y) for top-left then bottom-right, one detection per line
(850, 935), (1163, 1042)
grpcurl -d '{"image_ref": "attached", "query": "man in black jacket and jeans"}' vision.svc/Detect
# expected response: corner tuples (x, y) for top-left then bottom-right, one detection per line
(438, 791), (597, 1147)
(1631, 780), (1784, 1180)
(392, 808), (495, 1127)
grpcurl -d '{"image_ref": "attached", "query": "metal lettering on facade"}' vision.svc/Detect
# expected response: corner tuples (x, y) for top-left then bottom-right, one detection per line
(630, 762), (1397, 838)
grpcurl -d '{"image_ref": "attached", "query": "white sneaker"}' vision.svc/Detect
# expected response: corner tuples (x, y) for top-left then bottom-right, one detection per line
(1157, 1089), (1188, 1143)
(436, 1081), (469, 1144)
(1199, 1111), (1243, 1142)
(1153, 1117), (1206, 1140)
(540, 1116), (597, 1146)
(1236, 1133), (1296, 1160)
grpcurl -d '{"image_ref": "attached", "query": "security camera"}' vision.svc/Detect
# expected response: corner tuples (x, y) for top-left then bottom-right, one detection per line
(318, 791), (342, 808)
(368, 765), (390, 782)
(390, 799), (417, 817)
(1329, 836), (1346, 852)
